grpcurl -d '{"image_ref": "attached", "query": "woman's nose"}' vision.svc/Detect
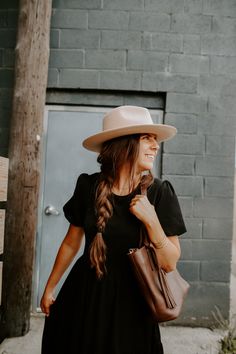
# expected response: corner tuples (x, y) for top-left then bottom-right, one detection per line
(151, 140), (159, 151)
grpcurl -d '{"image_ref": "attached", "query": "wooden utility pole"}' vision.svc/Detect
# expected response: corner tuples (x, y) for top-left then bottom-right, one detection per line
(1, 0), (52, 337)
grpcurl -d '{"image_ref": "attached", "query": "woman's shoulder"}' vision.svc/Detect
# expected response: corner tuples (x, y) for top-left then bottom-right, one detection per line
(77, 172), (100, 182)
(150, 177), (174, 190)
(147, 177), (176, 203)
(75, 172), (100, 191)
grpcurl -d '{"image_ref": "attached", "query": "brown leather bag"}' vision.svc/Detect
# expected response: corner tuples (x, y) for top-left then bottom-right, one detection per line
(127, 184), (190, 322)
(128, 239), (190, 322)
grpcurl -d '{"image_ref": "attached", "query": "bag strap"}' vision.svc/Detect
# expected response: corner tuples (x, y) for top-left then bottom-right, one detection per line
(139, 184), (151, 248)
(139, 178), (163, 248)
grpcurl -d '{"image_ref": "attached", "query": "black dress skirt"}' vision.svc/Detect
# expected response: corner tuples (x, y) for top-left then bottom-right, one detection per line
(41, 173), (187, 354)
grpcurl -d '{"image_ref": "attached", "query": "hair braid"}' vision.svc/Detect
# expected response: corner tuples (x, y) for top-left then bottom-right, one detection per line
(89, 179), (113, 279)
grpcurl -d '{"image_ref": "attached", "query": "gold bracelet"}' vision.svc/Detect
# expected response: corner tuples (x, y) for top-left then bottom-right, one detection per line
(152, 236), (168, 249)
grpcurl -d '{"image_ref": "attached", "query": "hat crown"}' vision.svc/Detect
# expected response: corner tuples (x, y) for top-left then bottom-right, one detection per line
(103, 106), (153, 131)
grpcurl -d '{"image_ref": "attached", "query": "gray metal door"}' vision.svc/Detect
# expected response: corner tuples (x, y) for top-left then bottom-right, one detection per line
(34, 106), (163, 310)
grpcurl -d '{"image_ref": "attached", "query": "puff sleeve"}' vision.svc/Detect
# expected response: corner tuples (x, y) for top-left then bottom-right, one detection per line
(63, 173), (89, 227)
(155, 180), (187, 237)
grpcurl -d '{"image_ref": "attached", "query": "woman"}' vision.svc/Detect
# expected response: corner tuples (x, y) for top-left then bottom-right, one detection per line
(41, 105), (187, 354)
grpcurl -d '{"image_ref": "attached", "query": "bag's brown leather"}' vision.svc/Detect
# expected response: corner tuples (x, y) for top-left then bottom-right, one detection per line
(128, 244), (190, 322)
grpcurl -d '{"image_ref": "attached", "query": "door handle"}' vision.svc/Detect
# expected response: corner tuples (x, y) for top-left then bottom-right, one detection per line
(44, 205), (60, 216)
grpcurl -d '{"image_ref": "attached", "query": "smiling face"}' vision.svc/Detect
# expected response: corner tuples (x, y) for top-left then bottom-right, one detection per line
(135, 134), (159, 173)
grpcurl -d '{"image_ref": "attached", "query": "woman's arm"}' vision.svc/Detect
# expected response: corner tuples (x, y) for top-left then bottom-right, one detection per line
(40, 224), (84, 316)
(130, 195), (181, 272)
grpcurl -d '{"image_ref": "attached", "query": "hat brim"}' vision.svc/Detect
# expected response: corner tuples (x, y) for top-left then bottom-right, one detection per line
(82, 124), (177, 152)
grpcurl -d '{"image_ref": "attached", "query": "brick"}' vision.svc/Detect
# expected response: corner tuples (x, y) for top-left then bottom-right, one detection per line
(101, 30), (141, 49)
(6, 9), (18, 28)
(196, 156), (235, 177)
(170, 54), (209, 74)
(0, 69), (14, 87)
(192, 240), (232, 260)
(162, 153), (195, 175)
(197, 113), (236, 136)
(199, 75), (236, 97)
(49, 49), (84, 68)
(2, 49), (15, 67)
(178, 197), (193, 217)
(141, 33), (152, 50)
(178, 261), (200, 281)
(164, 133), (205, 155)
(0, 10), (8, 27)
(103, 0), (144, 10)
(85, 50), (125, 69)
(183, 35), (201, 54)
(161, 175), (203, 197)
(50, 30), (60, 48)
(88, 10), (129, 29)
(203, 218), (233, 240)
(59, 69), (99, 88)
(202, 34), (236, 56)
(0, 127), (9, 147)
(171, 14), (211, 33)
(144, 0), (184, 12)
(51, 9), (88, 29)
(206, 135), (235, 156)
(99, 70), (141, 90)
(0, 29), (16, 48)
(129, 12), (170, 32)
(179, 239), (192, 260)
(209, 96), (236, 115)
(150, 33), (183, 52)
(194, 197), (233, 218)
(203, 0), (236, 17)
(182, 217), (203, 239)
(47, 69), (59, 87)
(52, 0), (101, 9)
(211, 56), (236, 74)
(60, 29), (99, 49)
(142, 73), (197, 93)
(184, 0), (203, 14)
(200, 261), (231, 282)
(166, 93), (207, 113)
(180, 283), (229, 327)
(205, 177), (234, 198)
(212, 16), (236, 34)
(0, 108), (11, 128)
(0, 89), (13, 109)
(127, 51), (168, 71)
(165, 113), (197, 133)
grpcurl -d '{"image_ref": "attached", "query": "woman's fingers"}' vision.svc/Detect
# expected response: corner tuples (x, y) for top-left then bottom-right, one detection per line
(40, 294), (55, 316)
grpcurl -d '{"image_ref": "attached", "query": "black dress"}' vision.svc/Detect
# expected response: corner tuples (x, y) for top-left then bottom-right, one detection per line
(42, 173), (187, 354)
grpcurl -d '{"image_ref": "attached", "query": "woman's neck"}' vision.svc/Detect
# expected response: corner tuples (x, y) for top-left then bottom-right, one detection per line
(112, 168), (141, 196)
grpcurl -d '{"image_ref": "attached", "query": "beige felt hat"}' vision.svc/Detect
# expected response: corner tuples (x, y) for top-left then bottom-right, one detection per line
(82, 105), (177, 152)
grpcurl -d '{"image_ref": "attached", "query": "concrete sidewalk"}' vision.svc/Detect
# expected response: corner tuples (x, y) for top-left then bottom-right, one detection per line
(0, 314), (224, 354)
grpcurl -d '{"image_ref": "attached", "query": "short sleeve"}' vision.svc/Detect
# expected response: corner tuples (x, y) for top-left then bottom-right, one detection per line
(63, 173), (89, 227)
(155, 180), (187, 237)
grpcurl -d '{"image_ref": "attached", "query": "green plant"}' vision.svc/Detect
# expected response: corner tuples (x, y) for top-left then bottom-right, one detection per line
(212, 306), (236, 354)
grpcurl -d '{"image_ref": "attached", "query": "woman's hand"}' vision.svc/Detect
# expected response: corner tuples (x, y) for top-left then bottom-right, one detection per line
(129, 194), (157, 226)
(40, 288), (55, 317)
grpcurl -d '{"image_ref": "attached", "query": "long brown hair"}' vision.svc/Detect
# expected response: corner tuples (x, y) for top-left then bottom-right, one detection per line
(89, 134), (154, 279)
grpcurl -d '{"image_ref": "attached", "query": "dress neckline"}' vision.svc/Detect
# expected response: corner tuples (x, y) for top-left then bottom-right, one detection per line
(112, 184), (140, 199)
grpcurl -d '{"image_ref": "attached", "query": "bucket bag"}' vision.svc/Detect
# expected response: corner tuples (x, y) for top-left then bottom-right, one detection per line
(127, 184), (190, 322)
